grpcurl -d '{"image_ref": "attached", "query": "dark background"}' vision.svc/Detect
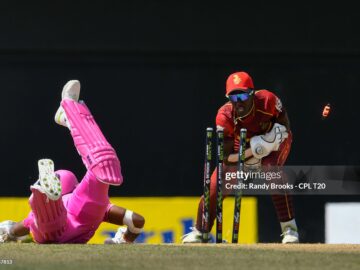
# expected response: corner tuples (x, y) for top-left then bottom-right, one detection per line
(0, 1), (359, 243)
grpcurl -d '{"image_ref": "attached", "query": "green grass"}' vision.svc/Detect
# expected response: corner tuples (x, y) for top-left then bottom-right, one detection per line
(0, 243), (359, 270)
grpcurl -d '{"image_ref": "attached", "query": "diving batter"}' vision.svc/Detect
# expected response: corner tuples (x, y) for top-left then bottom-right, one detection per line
(0, 80), (144, 244)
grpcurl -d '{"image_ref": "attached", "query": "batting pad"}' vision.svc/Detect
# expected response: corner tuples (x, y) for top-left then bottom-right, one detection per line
(29, 189), (67, 243)
(61, 100), (123, 186)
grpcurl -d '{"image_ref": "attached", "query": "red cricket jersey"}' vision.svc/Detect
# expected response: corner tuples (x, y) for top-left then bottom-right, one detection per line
(216, 90), (285, 152)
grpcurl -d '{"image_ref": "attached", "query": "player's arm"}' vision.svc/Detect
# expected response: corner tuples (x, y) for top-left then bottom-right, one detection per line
(276, 108), (291, 131)
(104, 205), (145, 243)
(247, 94), (290, 159)
(216, 107), (253, 165)
(226, 119), (289, 163)
(0, 220), (31, 243)
(106, 205), (145, 229)
(224, 138), (253, 164)
(11, 221), (30, 237)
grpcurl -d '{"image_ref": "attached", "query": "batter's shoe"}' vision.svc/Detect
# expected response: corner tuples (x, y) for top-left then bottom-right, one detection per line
(104, 227), (131, 244)
(281, 227), (299, 244)
(30, 159), (62, 201)
(54, 80), (80, 128)
(181, 227), (203, 243)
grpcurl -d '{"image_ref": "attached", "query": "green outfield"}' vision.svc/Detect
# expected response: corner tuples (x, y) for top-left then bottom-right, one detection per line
(0, 244), (359, 270)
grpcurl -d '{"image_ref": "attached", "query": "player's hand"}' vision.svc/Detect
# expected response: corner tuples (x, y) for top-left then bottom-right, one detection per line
(250, 123), (288, 159)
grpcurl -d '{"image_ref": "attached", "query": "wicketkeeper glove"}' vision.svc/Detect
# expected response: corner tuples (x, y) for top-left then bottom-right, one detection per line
(250, 123), (288, 159)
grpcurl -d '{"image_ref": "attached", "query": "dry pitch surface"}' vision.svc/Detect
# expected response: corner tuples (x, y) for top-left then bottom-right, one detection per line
(0, 243), (359, 270)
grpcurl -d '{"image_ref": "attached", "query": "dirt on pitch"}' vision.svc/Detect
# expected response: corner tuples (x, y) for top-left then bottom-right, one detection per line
(0, 243), (359, 270)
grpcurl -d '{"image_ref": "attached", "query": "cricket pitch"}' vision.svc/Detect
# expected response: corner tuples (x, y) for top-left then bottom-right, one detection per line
(0, 243), (359, 270)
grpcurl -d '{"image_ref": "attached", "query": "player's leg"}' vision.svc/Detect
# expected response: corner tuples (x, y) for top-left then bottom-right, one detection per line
(262, 132), (299, 243)
(54, 81), (122, 237)
(19, 169), (78, 243)
(103, 205), (145, 244)
(65, 170), (111, 229)
(27, 159), (68, 243)
(40, 170), (111, 244)
(181, 169), (218, 243)
(54, 80), (122, 186)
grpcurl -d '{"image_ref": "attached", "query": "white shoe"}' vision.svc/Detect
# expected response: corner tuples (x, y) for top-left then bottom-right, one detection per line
(0, 220), (16, 243)
(61, 80), (81, 101)
(104, 227), (131, 244)
(181, 227), (203, 243)
(281, 227), (299, 244)
(31, 159), (62, 201)
(54, 80), (80, 128)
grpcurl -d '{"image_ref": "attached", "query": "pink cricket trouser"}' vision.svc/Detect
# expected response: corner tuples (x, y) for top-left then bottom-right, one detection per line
(23, 170), (113, 243)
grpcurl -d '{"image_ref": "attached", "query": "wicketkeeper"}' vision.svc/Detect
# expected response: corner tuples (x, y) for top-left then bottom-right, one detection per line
(182, 71), (299, 244)
(0, 80), (144, 244)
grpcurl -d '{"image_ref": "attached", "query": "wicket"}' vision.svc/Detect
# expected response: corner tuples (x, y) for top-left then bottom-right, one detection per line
(216, 127), (224, 243)
(232, 128), (247, 243)
(202, 127), (247, 243)
(201, 127), (213, 242)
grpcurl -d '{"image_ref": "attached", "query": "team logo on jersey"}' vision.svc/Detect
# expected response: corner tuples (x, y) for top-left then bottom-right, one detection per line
(233, 74), (241, 85)
(275, 97), (283, 112)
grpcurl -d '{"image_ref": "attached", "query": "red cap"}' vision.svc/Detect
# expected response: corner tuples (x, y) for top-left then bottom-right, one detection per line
(226, 71), (254, 96)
